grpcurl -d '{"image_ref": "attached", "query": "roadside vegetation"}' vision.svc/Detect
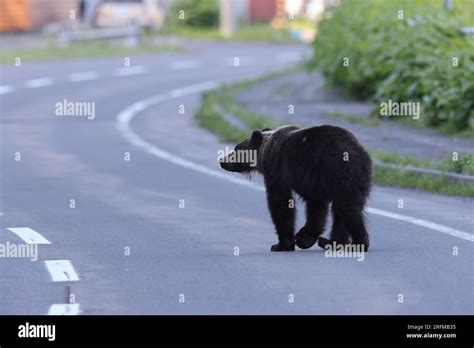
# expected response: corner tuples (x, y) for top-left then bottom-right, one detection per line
(308, 0), (474, 134)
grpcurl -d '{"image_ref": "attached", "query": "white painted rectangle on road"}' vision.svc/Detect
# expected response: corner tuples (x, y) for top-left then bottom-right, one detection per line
(0, 85), (14, 95)
(48, 303), (81, 315)
(25, 77), (53, 88)
(115, 65), (147, 76)
(68, 71), (99, 82)
(7, 227), (51, 244)
(45, 260), (79, 281)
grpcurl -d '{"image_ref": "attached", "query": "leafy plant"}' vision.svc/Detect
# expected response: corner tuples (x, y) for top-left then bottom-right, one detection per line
(308, 0), (474, 132)
(167, 0), (219, 28)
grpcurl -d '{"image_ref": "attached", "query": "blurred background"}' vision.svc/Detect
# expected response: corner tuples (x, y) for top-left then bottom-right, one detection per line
(0, 0), (323, 41)
(1, 1), (474, 316)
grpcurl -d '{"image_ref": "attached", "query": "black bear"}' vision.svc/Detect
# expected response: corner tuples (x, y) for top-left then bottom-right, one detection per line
(219, 125), (372, 252)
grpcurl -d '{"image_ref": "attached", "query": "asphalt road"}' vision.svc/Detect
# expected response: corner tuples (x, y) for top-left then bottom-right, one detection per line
(0, 41), (473, 315)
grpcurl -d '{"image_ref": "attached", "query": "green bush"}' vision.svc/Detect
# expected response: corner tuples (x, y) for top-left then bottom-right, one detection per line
(167, 0), (219, 28)
(308, 0), (474, 132)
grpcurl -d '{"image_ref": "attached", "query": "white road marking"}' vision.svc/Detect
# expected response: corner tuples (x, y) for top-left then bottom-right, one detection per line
(68, 71), (99, 82)
(7, 227), (51, 244)
(45, 260), (80, 282)
(117, 81), (260, 189)
(0, 85), (14, 94)
(116, 81), (474, 243)
(276, 51), (303, 63)
(367, 208), (474, 242)
(25, 77), (53, 88)
(48, 303), (81, 315)
(169, 60), (200, 70)
(114, 65), (147, 77)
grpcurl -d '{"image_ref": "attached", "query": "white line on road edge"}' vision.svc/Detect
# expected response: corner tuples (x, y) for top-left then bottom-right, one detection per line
(45, 260), (80, 281)
(7, 227), (51, 244)
(169, 60), (201, 70)
(68, 71), (99, 82)
(114, 65), (147, 77)
(25, 77), (53, 88)
(116, 81), (474, 243)
(48, 303), (81, 315)
(367, 208), (474, 242)
(0, 85), (14, 95)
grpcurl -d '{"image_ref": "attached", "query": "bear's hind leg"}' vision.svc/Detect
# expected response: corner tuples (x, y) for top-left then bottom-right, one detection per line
(295, 199), (329, 249)
(318, 201), (351, 250)
(346, 209), (370, 252)
(265, 185), (296, 252)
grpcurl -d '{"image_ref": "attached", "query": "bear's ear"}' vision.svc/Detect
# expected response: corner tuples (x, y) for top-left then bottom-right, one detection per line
(250, 130), (263, 147)
(262, 128), (272, 132)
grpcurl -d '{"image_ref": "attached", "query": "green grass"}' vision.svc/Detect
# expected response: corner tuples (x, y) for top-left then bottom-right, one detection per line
(196, 92), (248, 143)
(196, 69), (298, 142)
(196, 85), (280, 143)
(390, 116), (474, 138)
(324, 111), (380, 127)
(439, 153), (474, 175)
(368, 149), (474, 176)
(0, 39), (181, 64)
(157, 23), (297, 44)
(196, 73), (474, 197)
(373, 166), (474, 197)
(219, 96), (278, 130)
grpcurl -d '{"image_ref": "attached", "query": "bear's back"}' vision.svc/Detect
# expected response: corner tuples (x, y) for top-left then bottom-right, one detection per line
(282, 125), (371, 200)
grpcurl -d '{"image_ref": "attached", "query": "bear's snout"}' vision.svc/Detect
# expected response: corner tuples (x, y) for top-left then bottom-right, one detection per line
(220, 158), (236, 172)
(219, 156), (232, 171)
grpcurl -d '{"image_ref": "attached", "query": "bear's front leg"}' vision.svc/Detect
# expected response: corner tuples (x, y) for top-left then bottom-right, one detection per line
(265, 185), (295, 252)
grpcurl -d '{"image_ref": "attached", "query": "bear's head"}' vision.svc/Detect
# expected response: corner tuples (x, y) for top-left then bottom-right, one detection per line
(219, 128), (271, 173)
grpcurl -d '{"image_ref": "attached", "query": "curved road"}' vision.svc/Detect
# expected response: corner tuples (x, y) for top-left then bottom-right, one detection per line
(0, 41), (473, 314)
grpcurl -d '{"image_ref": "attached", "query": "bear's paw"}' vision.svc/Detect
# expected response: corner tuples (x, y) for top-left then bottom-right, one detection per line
(295, 226), (318, 249)
(270, 242), (295, 252)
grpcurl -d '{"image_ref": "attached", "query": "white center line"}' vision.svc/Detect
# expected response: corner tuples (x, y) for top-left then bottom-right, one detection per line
(7, 227), (51, 244)
(25, 77), (53, 88)
(48, 303), (81, 315)
(45, 260), (80, 282)
(68, 71), (99, 82)
(169, 60), (201, 70)
(0, 85), (14, 95)
(116, 81), (474, 243)
(114, 65), (147, 77)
